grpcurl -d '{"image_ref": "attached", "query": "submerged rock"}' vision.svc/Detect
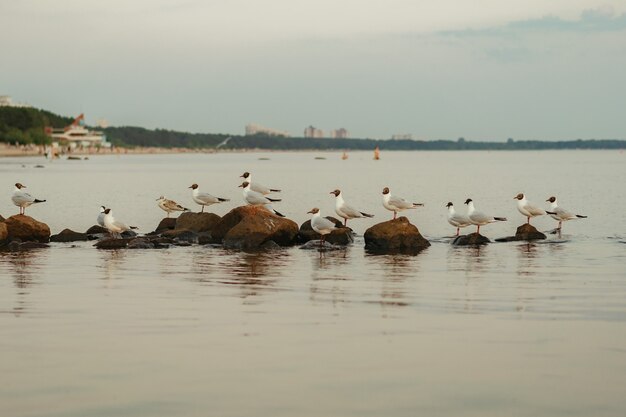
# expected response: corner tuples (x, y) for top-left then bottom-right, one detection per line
(298, 217), (353, 245)
(212, 206), (299, 250)
(3, 215), (51, 243)
(50, 228), (91, 242)
(452, 233), (491, 246)
(364, 217), (430, 253)
(495, 224), (546, 242)
(175, 212), (221, 233)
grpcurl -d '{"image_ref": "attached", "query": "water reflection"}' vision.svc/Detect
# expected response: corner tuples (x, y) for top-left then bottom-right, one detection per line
(308, 249), (352, 307)
(0, 250), (46, 316)
(447, 244), (490, 277)
(516, 242), (539, 277)
(98, 249), (128, 284)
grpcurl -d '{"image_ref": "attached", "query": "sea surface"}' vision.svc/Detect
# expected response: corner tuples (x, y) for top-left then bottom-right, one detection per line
(1, 150), (626, 417)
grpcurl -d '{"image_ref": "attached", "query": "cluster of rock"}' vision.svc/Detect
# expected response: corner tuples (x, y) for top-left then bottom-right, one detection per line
(0, 214), (51, 251)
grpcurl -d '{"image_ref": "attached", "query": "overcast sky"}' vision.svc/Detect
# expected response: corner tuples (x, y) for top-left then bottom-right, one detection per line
(1, 0), (625, 140)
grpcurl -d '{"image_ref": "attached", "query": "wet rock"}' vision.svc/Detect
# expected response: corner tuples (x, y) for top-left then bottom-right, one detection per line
(197, 233), (213, 245)
(260, 240), (281, 250)
(94, 238), (132, 249)
(495, 224), (546, 242)
(127, 238), (155, 249)
(453, 233), (491, 246)
(3, 241), (49, 251)
(120, 230), (138, 238)
(213, 206), (299, 250)
(299, 240), (346, 251)
(298, 218), (354, 245)
(4, 215), (51, 243)
(364, 217), (430, 254)
(161, 229), (198, 243)
(175, 212), (221, 233)
(85, 225), (108, 234)
(154, 217), (177, 233)
(0, 222), (8, 246)
(50, 228), (90, 242)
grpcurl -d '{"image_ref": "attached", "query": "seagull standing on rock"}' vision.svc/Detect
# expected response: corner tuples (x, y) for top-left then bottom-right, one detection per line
(446, 202), (471, 236)
(465, 198), (507, 234)
(240, 172), (281, 195)
(157, 196), (189, 217)
(381, 187), (423, 219)
(102, 208), (137, 238)
(239, 181), (284, 217)
(546, 196), (587, 231)
(307, 207), (338, 248)
(330, 189), (374, 227)
(12, 183), (46, 215)
(189, 184), (229, 213)
(514, 193), (553, 224)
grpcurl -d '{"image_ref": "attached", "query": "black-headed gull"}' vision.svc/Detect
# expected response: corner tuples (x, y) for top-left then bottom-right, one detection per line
(240, 172), (280, 195)
(307, 207), (338, 248)
(12, 183), (46, 215)
(189, 184), (229, 213)
(546, 196), (587, 231)
(446, 202), (471, 236)
(102, 208), (136, 238)
(97, 206), (106, 226)
(464, 198), (507, 234)
(514, 193), (553, 224)
(330, 189), (373, 226)
(239, 181), (284, 217)
(157, 196), (189, 218)
(382, 187), (423, 219)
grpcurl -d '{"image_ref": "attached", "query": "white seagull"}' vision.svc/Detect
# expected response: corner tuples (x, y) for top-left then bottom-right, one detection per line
(307, 207), (339, 248)
(189, 184), (229, 212)
(546, 196), (587, 231)
(382, 187), (423, 219)
(102, 208), (137, 238)
(464, 198), (507, 234)
(240, 172), (281, 195)
(239, 181), (284, 217)
(12, 183), (46, 215)
(157, 196), (189, 217)
(97, 206), (106, 227)
(514, 193), (552, 224)
(446, 202), (471, 236)
(330, 189), (374, 227)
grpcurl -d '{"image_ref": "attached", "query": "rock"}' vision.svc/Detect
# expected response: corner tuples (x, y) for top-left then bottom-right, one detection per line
(364, 217), (430, 254)
(3, 215), (51, 243)
(3, 241), (49, 251)
(175, 212), (221, 233)
(260, 240), (281, 250)
(495, 224), (546, 242)
(86, 225), (108, 234)
(299, 240), (346, 251)
(94, 238), (132, 249)
(453, 233), (491, 246)
(127, 238), (155, 249)
(154, 217), (177, 233)
(213, 206), (299, 250)
(298, 218), (354, 245)
(161, 229), (198, 243)
(0, 222), (8, 246)
(0, 214), (5, 222)
(120, 230), (138, 238)
(50, 228), (90, 242)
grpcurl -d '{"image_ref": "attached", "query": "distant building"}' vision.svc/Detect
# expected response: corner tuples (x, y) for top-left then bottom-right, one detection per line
(304, 125), (325, 138)
(245, 123), (289, 137)
(330, 128), (349, 139)
(391, 134), (413, 140)
(0, 95), (31, 108)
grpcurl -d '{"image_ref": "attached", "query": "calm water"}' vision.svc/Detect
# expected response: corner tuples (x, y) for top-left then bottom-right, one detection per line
(1, 151), (626, 417)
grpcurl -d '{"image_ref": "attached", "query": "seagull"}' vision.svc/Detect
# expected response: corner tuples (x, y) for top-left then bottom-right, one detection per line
(464, 198), (507, 234)
(12, 183), (46, 215)
(382, 187), (423, 219)
(97, 206), (106, 226)
(189, 184), (229, 212)
(239, 181), (284, 217)
(546, 196), (587, 231)
(446, 202), (471, 236)
(156, 196), (189, 217)
(240, 172), (280, 195)
(102, 208), (137, 238)
(308, 207), (338, 248)
(514, 193), (553, 224)
(330, 189), (374, 226)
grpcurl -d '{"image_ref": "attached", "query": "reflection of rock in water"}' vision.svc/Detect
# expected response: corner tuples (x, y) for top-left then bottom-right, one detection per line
(99, 249), (127, 283)
(309, 250), (351, 307)
(516, 242), (539, 277)
(1, 250), (46, 316)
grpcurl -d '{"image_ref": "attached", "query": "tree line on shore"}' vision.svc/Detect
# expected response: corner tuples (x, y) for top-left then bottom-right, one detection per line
(2, 106), (624, 150)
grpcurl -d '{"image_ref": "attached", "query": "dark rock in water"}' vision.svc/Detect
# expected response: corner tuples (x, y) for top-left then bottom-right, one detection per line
(175, 212), (221, 233)
(50, 228), (90, 242)
(4, 215), (51, 243)
(197, 233), (213, 245)
(0, 222), (8, 246)
(67, 156), (82, 160)
(495, 224), (546, 242)
(213, 206), (299, 250)
(298, 217), (353, 245)
(299, 240), (346, 251)
(120, 230), (138, 238)
(85, 225), (108, 234)
(154, 217), (177, 233)
(364, 217), (430, 254)
(127, 238), (155, 249)
(4, 241), (49, 251)
(94, 238), (132, 249)
(453, 233), (491, 246)
(161, 229), (198, 243)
